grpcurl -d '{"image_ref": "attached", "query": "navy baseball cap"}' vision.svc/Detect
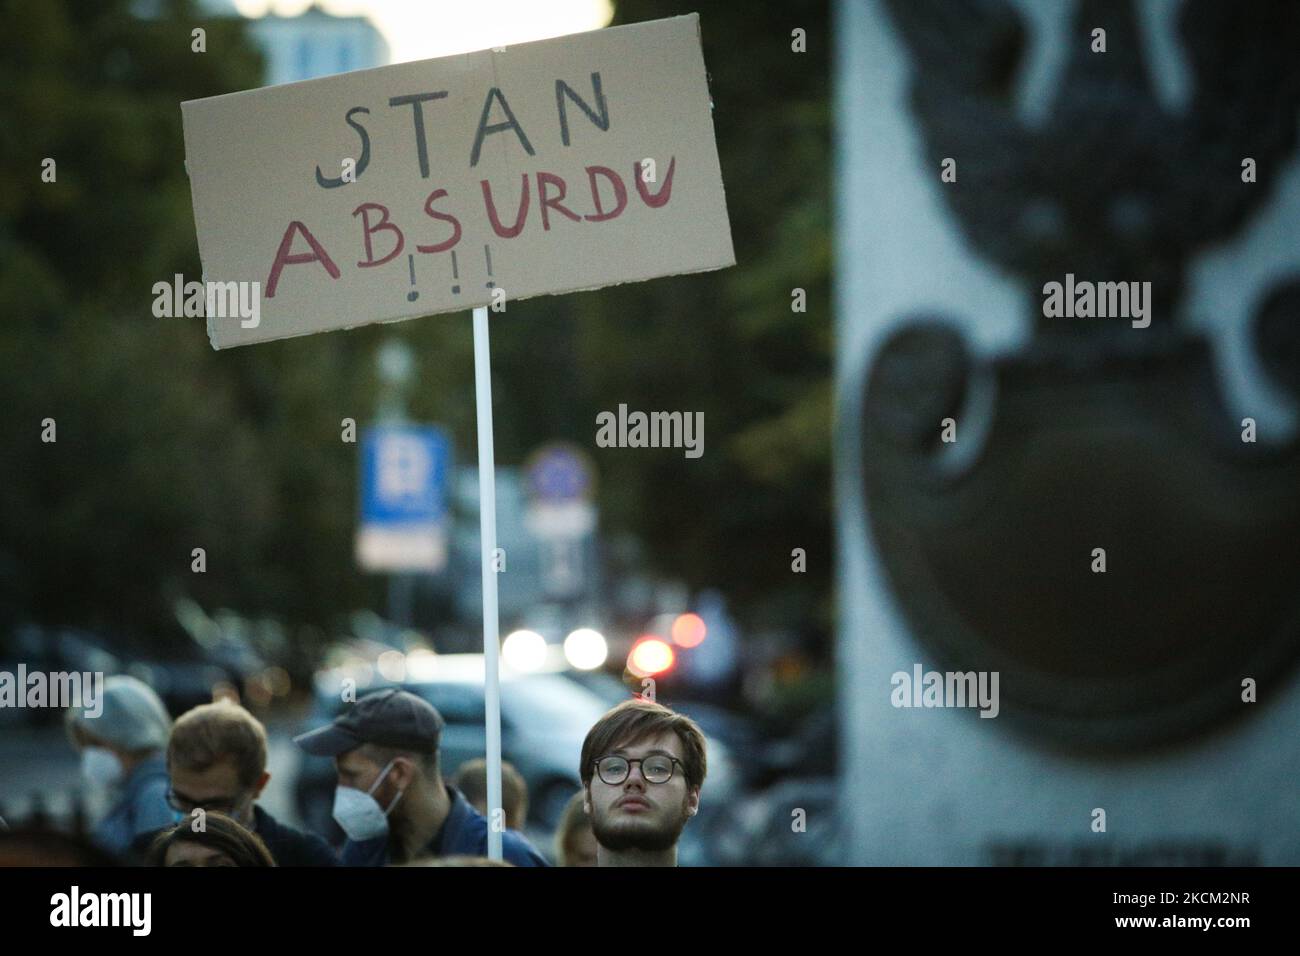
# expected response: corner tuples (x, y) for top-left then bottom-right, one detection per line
(293, 688), (445, 757)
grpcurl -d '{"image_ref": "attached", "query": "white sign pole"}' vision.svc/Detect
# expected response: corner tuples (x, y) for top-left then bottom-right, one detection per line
(472, 305), (504, 861)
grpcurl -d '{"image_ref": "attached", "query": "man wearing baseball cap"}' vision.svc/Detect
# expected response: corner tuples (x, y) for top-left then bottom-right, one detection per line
(293, 688), (547, 866)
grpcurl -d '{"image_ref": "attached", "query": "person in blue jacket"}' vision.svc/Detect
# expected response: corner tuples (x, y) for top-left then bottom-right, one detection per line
(65, 675), (180, 859)
(294, 688), (547, 867)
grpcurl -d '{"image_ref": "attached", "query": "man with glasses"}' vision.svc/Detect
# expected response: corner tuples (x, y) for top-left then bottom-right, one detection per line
(159, 699), (337, 866)
(579, 698), (707, 867)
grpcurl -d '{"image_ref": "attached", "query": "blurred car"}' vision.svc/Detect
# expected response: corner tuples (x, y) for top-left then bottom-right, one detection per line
(750, 705), (837, 788)
(77, 625), (243, 716)
(3, 624), (261, 720)
(294, 652), (738, 849)
(702, 776), (844, 866)
(0, 626), (74, 729)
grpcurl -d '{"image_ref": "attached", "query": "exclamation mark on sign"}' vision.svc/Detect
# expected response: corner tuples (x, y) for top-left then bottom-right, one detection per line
(406, 254), (419, 302)
(451, 250), (460, 295)
(485, 244), (495, 290)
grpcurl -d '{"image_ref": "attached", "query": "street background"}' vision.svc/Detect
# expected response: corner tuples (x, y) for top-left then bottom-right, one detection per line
(0, 0), (833, 866)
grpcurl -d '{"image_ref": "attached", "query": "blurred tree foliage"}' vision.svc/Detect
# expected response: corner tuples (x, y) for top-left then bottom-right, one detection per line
(0, 0), (830, 655)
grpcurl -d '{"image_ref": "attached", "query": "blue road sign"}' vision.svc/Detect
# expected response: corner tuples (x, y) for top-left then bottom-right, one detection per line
(525, 443), (594, 504)
(360, 425), (451, 525)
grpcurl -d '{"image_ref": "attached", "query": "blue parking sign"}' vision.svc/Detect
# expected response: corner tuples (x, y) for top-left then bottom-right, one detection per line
(360, 425), (450, 525)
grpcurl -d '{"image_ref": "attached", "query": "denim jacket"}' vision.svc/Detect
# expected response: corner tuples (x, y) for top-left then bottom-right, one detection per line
(92, 751), (180, 859)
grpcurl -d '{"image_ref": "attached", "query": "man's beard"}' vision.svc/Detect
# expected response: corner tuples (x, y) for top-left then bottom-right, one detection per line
(591, 795), (691, 853)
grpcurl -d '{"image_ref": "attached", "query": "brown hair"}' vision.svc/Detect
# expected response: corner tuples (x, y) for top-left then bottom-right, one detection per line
(579, 699), (707, 791)
(167, 700), (268, 789)
(452, 758), (529, 829)
(148, 811), (276, 867)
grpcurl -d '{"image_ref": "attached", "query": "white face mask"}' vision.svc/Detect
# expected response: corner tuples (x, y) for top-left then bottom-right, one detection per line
(332, 759), (404, 842)
(81, 747), (124, 789)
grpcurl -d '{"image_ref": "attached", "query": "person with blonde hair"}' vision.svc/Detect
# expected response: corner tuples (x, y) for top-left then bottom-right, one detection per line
(554, 790), (597, 867)
(453, 757), (529, 831)
(165, 699), (336, 866)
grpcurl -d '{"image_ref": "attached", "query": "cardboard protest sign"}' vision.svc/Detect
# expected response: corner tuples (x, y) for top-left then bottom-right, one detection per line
(181, 13), (734, 349)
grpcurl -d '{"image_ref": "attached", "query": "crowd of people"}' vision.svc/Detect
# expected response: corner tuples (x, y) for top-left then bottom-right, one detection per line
(1, 675), (708, 868)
